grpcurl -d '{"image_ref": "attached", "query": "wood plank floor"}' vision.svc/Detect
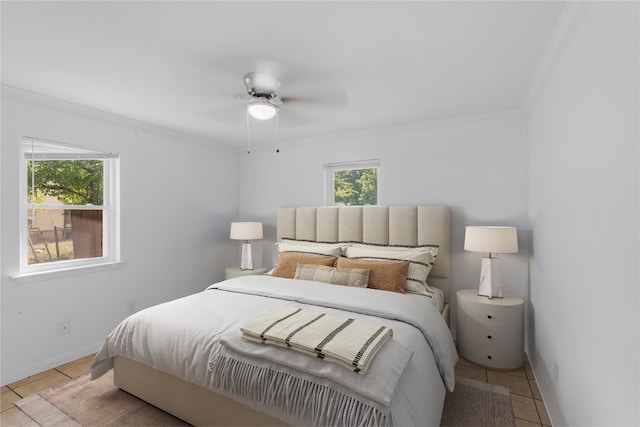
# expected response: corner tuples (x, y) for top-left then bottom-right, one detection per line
(1, 354), (551, 426)
(1, 354), (95, 426)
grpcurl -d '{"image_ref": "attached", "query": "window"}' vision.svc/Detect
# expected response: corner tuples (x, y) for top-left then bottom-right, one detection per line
(20, 137), (120, 275)
(325, 160), (379, 206)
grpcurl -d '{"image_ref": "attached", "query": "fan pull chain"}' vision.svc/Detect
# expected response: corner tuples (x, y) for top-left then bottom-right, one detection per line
(246, 108), (251, 154)
(275, 111), (279, 153)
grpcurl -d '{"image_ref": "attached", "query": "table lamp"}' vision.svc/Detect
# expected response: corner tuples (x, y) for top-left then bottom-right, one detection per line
(230, 222), (263, 270)
(464, 226), (518, 298)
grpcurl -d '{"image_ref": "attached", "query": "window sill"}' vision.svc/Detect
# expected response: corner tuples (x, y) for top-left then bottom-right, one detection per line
(11, 261), (125, 284)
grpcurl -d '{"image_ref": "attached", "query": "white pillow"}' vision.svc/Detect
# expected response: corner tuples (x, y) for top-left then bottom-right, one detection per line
(277, 238), (345, 257)
(344, 243), (438, 297)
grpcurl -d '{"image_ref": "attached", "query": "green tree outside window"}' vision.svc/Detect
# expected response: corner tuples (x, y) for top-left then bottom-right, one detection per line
(28, 160), (104, 205)
(333, 168), (377, 206)
(27, 159), (104, 262)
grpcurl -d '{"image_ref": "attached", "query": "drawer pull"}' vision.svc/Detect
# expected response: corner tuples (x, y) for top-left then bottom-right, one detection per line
(487, 335), (492, 340)
(487, 355), (493, 360)
(487, 315), (493, 319)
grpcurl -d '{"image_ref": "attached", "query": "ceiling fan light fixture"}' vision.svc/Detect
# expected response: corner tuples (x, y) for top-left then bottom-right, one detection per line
(247, 100), (278, 120)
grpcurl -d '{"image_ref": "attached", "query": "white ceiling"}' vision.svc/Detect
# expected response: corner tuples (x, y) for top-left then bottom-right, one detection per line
(1, 1), (564, 148)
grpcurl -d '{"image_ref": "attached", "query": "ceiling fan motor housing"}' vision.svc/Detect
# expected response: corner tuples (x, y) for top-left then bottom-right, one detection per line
(244, 71), (280, 101)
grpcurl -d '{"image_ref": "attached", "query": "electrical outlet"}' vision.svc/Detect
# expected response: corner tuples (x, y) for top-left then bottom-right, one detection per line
(127, 301), (136, 314)
(553, 362), (560, 384)
(57, 321), (71, 336)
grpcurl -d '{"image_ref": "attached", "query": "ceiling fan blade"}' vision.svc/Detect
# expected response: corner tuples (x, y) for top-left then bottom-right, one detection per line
(169, 56), (347, 128)
(279, 78), (347, 109)
(211, 56), (347, 102)
(212, 56), (307, 84)
(281, 93), (348, 110)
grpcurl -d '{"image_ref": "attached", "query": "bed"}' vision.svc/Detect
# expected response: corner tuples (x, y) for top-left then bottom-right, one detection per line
(91, 205), (457, 426)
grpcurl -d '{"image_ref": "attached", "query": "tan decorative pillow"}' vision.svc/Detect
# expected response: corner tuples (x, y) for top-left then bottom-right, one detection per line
(345, 244), (438, 296)
(271, 252), (338, 279)
(336, 257), (409, 294)
(294, 263), (370, 287)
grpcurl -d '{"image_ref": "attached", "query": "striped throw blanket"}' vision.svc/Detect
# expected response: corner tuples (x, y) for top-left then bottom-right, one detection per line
(241, 305), (392, 374)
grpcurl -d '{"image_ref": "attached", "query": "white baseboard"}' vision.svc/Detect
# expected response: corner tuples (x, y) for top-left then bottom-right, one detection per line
(1, 342), (101, 386)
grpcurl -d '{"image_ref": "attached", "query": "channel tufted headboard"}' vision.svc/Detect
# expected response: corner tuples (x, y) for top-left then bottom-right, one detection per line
(276, 205), (451, 305)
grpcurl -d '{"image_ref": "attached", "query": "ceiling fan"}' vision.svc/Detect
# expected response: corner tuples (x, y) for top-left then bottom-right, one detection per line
(169, 57), (347, 126)
(243, 71), (281, 121)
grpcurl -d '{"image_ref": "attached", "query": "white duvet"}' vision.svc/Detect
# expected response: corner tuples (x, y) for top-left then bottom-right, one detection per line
(91, 275), (458, 426)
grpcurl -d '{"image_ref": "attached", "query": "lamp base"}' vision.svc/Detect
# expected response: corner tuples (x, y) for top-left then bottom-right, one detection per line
(478, 257), (502, 299)
(240, 241), (253, 270)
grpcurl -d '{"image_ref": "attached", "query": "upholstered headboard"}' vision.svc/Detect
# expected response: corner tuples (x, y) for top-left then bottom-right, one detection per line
(276, 205), (451, 304)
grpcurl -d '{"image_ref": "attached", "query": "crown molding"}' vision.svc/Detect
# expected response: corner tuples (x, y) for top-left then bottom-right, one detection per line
(243, 108), (528, 153)
(523, 1), (591, 112)
(1, 84), (236, 152)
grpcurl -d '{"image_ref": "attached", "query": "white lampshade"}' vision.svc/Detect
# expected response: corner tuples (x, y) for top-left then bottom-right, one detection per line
(247, 101), (278, 120)
(230, 222), (263, 241)
(465, 226), (518, 299)
(464, 226), (518, 254)
(230, 222), (263, 271)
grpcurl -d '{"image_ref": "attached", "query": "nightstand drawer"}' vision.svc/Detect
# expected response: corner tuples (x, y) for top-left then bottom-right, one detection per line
(461, 341), (523, 370)
(463, 322), (521, 347)
(459, 302), (522, 326)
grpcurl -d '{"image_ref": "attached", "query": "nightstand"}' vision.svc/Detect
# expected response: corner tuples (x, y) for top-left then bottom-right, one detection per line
(225, 266), (267, 280)
(456, 289), (524, 370)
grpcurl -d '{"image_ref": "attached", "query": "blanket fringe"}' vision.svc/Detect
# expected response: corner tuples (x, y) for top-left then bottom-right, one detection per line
(209, 354), (392, 427)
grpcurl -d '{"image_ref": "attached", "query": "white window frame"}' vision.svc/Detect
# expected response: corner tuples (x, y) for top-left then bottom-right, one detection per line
(18, 137), (120, 276)
(324, 159), (380, 206)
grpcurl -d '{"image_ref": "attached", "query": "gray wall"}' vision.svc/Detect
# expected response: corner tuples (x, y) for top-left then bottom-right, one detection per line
(0, 87), (239, 384)
(527, 2), (639, 425)
(238, 112), (531, 339)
